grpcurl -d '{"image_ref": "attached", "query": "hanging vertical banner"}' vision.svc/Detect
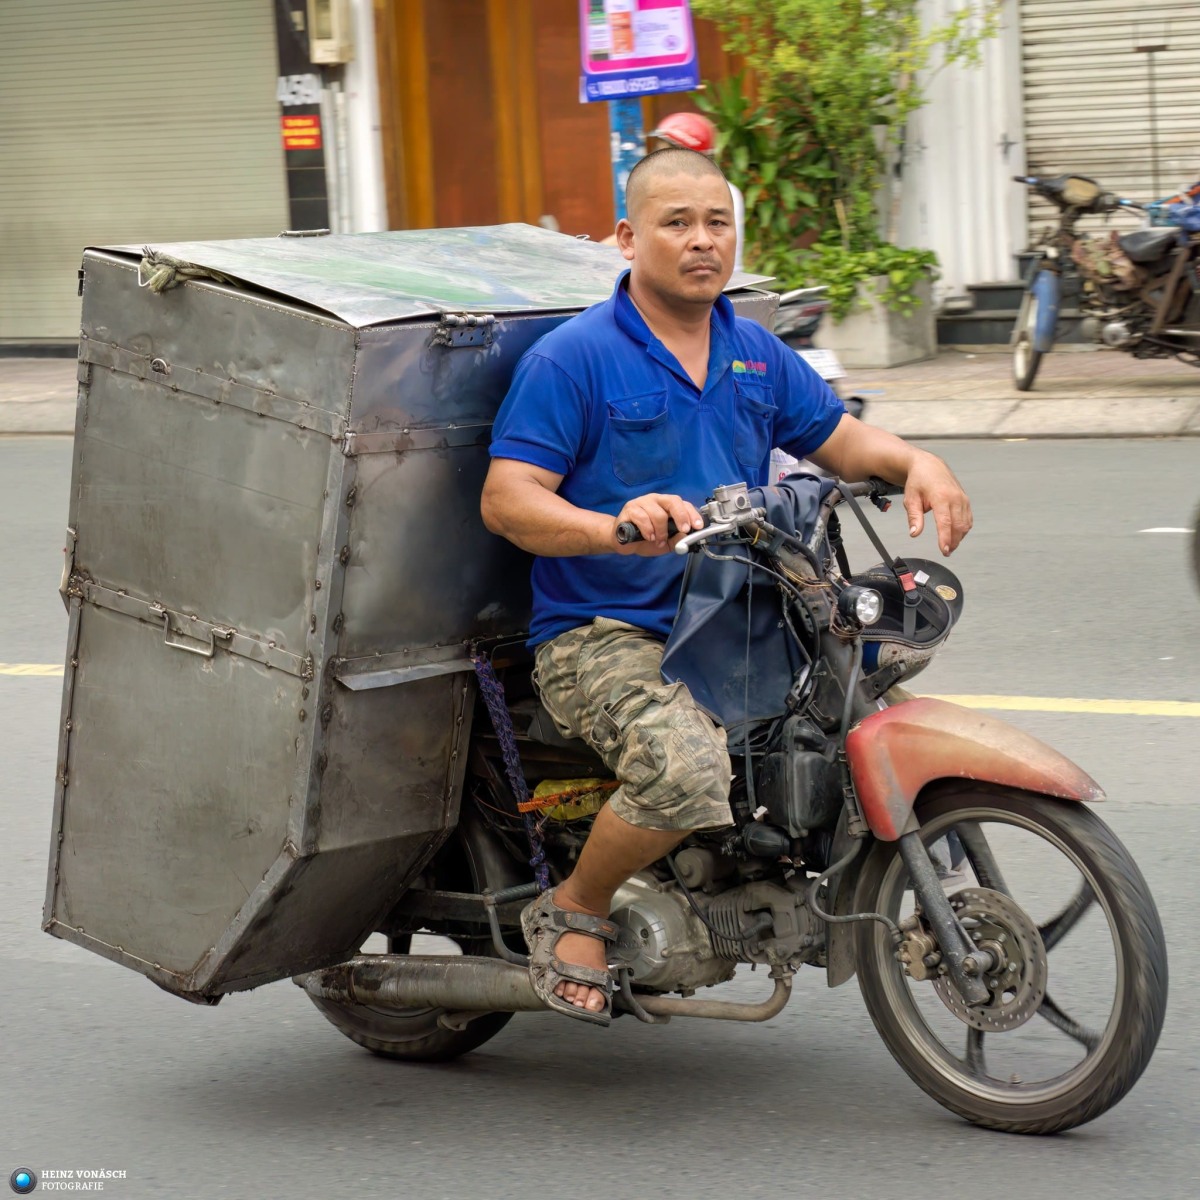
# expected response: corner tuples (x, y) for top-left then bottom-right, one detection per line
(579, 0), (699, 103)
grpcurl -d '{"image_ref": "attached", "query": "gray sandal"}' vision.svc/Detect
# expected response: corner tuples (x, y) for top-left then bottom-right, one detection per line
(521, 887), (619, 1027)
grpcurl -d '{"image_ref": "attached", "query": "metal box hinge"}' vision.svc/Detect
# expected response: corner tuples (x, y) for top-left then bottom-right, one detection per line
(432, 312), (495, 348)
(58, 527), (78, 606)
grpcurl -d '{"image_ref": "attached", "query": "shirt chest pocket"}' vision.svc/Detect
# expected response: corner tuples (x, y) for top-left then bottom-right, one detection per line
(607, 390), (680, 487)
(733, 379), (778, 469)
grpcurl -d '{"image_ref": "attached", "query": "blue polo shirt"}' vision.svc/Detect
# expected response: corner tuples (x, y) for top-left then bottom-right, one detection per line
(490, 271), (844, 645)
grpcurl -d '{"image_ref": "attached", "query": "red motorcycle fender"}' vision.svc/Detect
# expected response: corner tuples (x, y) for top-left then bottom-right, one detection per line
(844, 697), (1105, 842)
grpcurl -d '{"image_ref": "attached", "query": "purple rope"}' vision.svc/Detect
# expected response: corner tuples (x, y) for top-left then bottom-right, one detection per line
(471, 654), (549, 891)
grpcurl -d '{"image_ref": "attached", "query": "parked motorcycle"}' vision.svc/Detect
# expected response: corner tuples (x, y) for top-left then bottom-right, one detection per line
(771, 286), (864, 479)
(300, 476), (1168, 1136)
(773, 285), (864, 418)
(1011, 173), (1200, 390)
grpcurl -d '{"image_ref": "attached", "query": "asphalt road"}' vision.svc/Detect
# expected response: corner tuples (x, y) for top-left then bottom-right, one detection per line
(2, 437), (1197, 1200)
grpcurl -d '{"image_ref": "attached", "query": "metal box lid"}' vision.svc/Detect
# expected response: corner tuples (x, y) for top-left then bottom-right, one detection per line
(117, 222), (770, 327)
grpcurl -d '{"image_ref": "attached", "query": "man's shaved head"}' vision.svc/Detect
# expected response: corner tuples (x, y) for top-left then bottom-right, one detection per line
(625, 147), (729, 224)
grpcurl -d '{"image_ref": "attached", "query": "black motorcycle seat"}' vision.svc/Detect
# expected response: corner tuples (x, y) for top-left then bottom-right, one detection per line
(523, 702), (593, 754)
(1118, 227), (1179, 264)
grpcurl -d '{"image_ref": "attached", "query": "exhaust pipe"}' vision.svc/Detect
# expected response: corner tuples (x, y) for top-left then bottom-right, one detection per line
(297, 955), (548, 1013)
(296, 955), (793, 1023)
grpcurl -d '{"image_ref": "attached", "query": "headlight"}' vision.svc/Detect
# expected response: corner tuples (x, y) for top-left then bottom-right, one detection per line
(838, 586), (884, 627)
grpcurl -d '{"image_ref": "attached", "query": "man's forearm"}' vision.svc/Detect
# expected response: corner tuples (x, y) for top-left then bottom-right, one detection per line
(809, 417), (925, 485)
(482, 476), (615, 557)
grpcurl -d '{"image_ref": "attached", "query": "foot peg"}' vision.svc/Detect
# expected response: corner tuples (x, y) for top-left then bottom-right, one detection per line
(482, 881), (541, 966)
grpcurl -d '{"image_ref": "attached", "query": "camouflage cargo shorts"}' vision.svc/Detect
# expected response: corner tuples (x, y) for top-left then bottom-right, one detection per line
(533, 617), (733, 832)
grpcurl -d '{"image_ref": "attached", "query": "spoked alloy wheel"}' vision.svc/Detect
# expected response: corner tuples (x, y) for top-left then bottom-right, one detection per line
(1012, 288), (1044, 391)
(854, 787), (1167, 1134)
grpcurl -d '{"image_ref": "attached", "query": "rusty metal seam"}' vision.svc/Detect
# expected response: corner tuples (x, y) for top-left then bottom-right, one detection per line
(341, 424), (493, 456)
(83, 252), (354, 333)
(80, 582), (308, 678)
(78, 336), (348, 438)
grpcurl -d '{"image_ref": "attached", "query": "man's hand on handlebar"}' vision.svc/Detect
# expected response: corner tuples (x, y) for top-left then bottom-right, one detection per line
(902, 453), (973, 556)
(612, 493), (704, 556)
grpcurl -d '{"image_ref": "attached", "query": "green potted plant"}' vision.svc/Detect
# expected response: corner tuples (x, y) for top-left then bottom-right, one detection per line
(693, 0), (1000, 366)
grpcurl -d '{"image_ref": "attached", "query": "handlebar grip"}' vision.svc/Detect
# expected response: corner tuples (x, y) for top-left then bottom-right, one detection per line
(615, 518), (679, 545)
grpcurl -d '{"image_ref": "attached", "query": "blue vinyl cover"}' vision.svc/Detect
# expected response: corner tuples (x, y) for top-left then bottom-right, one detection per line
(660, 476), (835, 732)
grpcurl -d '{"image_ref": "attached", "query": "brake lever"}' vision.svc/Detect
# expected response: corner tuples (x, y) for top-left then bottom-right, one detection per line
(673, 521), (737, 555)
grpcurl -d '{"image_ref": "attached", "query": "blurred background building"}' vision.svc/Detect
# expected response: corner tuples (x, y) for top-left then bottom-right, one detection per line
(1, 0), (1195, 348)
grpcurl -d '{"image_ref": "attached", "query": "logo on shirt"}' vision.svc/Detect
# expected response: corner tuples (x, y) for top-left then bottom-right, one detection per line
(732, 360), (767, 379)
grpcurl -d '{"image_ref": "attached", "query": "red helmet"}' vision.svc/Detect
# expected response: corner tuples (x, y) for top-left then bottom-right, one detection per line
(649, 111), (717, 154)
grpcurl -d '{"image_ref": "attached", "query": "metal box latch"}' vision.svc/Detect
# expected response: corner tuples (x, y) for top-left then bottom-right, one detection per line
(150, 603), (235, 658)
(432, 312), (495, 349)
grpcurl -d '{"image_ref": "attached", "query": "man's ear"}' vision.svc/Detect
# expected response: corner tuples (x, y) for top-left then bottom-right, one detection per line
(615, 218), (635, 262)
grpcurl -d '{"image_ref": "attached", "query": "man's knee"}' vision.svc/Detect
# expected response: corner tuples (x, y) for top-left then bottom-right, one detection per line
(610, 688), (732, 831)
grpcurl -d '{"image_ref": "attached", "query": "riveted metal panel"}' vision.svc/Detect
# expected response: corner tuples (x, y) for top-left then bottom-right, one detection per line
(47, 603), (302, 985)
(72, 360), (330, 654)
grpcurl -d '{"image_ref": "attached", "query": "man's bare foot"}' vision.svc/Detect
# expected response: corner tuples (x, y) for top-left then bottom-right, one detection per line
(551, 886), (611, 1014)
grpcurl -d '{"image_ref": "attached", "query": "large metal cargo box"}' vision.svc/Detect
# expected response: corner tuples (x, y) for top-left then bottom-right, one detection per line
(44, 225), (777, 1000)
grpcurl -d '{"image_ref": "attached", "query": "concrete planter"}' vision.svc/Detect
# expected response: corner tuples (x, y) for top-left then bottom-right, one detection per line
(815, 275), (936, 368)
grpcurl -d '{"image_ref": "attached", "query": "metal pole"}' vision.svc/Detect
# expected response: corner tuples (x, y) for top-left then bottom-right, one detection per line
(1148, 49), (1160, 200)
(1135, 26), (1169, 202)
(609, 97), (645, 223)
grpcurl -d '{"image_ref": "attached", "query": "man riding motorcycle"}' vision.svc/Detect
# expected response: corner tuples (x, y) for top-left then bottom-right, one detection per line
(480, 146), (973, 1024)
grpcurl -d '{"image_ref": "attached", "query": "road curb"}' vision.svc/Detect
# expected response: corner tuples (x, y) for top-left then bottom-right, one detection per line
(0, 402), (77, 435)
(863, 396), (1200, 440)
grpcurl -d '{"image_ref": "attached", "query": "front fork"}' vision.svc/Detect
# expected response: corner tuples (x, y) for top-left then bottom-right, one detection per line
(897, 830), (993, 1005)
(814, 640), (993, 1005)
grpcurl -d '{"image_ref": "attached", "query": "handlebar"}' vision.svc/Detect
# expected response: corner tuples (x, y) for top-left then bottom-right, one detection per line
(615, 517), (678, 545)
(612, 479), (901, 556)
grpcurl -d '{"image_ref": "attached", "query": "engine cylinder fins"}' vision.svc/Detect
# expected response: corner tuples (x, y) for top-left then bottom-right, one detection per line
(705, 893), (773, 961)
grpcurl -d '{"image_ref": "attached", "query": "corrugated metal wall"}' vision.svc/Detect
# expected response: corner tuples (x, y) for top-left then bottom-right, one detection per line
(0, 0), (288, 344)
(895, 0), (1028, 295)
(1020, 0), (1200, 238)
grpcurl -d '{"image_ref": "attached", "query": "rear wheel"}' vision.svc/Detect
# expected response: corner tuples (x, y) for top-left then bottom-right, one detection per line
(1012, 288), (1044, 391)
(854, 788), (1167, 1134)
(308, 812), (523, 1062)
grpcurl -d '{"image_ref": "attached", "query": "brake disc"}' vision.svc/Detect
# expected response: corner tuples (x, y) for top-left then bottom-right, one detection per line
(931, 887), (1048, 1032)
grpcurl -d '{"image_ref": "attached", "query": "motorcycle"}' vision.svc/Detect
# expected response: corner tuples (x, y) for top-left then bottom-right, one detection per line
(299, 475), (1168, 1136)
(1193, 501), (1200, 595)
(1011, 172), (1200, 390)
(770, 285), (864, 480)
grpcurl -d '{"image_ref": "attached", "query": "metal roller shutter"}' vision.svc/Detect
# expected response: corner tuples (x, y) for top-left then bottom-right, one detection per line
(0, 0), (288, 344)
(1019, 0), (1200, 240)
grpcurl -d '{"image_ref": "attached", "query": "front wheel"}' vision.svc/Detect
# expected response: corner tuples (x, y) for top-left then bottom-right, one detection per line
(1012, 288), (1044, 391)
(1191, 501), (1200, 595)
(854, 787), (1167, 1134)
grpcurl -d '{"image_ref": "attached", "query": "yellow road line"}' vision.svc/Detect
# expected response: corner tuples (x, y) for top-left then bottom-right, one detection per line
(923, 694), (1200, 718)
(2, 665), (1196, 716)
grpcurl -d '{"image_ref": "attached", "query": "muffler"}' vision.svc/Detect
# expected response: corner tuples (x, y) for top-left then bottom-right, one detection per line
(296, 954), (794, 1023)
(296, 955), (548, 1012)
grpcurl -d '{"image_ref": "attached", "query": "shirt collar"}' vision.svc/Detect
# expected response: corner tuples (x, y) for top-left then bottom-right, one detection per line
(609, 270), (737, 393)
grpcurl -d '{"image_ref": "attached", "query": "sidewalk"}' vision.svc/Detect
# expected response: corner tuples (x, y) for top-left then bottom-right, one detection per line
(842, 346), (1200, 439)
(2, 345), (1199, 438)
